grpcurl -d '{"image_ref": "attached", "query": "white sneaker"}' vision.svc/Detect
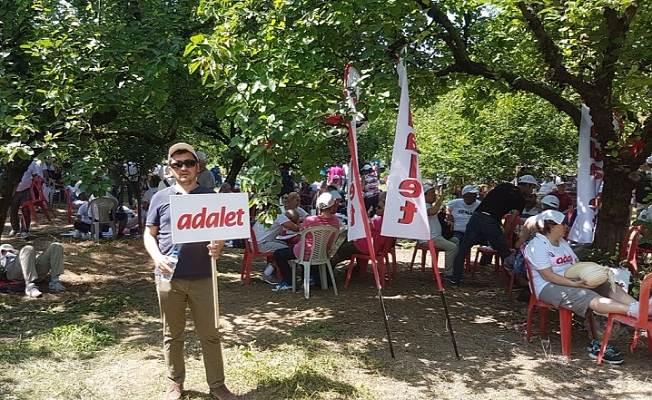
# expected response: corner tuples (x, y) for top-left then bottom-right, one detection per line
(49, 281), (66, 292)
(73, 230), (82, 238)
(8, 229), (18, 237)
(25, 285), (42, 298)
(20, 232), (29, 239)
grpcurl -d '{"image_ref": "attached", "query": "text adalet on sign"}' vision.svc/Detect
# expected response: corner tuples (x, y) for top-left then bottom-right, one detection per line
(170, 193), (250, 244)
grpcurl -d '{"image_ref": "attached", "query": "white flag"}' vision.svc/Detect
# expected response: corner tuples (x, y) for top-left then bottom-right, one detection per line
(569, 104), (603, 243)
(381, 58), (430, 240)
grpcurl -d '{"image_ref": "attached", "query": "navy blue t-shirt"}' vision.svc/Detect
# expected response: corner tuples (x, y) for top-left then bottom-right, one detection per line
(475, 183), (526, 222)
(146, 185), (216, 280)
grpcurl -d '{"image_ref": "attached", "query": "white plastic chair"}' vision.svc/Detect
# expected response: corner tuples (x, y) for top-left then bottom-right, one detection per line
(89, 197), (118, 241)
(290, 225), (339, 299)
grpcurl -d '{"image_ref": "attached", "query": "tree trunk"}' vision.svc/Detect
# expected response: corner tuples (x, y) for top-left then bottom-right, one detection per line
(593, 160), (635, 254)
(0, 158), (32, 242)
(225, 154), (246, 187)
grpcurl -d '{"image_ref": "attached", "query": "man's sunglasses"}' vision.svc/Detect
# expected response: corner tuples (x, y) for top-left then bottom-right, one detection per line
(169, 159), (197, 169)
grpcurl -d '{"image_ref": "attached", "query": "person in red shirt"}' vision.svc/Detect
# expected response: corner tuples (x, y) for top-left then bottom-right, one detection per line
(551, 182), (574, 214)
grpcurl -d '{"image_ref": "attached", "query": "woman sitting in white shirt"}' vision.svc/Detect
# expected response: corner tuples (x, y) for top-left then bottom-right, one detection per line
(525, 210), (649, 320)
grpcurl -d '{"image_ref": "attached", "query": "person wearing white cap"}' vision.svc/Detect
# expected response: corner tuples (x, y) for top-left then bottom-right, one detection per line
(422, 184), (459, 277)
(448, 175), (539, 284)
(525, 209), (652, 363)
(273, 192), (340, 291)
(539, 175), (557, 196)
(143, 142), (237, 400)
(550, 182), (574, 214)
(445, 185), (481, 242)
(195, 151), (216, 190)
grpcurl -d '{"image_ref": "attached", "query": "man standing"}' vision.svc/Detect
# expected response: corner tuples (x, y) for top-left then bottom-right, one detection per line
(196, 151), (216, 189)
(445, 184), (481, 242)
(144, 143), (237, 400)
(0, 242), (66, 297)
(448, 175), (539, 284)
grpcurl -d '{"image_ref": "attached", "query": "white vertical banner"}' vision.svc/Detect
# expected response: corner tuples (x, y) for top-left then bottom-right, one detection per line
(381, 57), (430, 240)
(343, 63), (370, 242)
(569, 104), (603, 243)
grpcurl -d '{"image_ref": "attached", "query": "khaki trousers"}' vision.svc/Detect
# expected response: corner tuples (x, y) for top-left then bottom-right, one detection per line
(156, 276), (225, 388)
(6, 243), (64, 284)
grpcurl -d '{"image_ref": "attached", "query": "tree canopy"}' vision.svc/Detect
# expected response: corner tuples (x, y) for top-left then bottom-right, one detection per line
(3, 0), (652, 252)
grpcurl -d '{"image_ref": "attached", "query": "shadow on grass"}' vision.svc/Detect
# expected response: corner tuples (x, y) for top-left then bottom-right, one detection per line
(3, 217), (652, 400)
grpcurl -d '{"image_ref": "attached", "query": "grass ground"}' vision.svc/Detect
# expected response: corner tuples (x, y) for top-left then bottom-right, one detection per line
(1, 206), (652, 399)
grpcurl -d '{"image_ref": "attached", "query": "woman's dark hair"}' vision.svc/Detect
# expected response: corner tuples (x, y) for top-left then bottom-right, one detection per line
(541, 219), (560, 234)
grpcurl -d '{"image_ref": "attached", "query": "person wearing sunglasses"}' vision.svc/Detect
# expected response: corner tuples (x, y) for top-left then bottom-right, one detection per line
(143, 142), (237, 400)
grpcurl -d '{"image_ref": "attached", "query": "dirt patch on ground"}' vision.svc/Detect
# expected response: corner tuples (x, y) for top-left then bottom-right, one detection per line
(2, 207), (652, 399)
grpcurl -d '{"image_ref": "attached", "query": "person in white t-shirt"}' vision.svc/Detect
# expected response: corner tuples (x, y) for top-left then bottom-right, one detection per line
(423, 184), (459, 278)
(255, 193), (303, 285)
(8, 160), (45, 238)
(525, 210), (649, 323)
(538, 175), (557, 196)
(445, 185), (480, 242)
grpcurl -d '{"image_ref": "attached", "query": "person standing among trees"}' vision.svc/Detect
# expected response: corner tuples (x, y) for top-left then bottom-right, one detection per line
(143, 142), (237, 400)
(448, 175), (539, 284)
(195, 151), (216, 189)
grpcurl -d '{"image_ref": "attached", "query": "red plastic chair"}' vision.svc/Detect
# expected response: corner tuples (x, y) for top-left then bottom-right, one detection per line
(597, 271), (652, 364)
(20, 175), (55, 227)
(409, 240), (441, 281)
(345, 237), (396, 288)
(620, 225), (652, 273)
(241, 227), (281, 284)
(65, 188), (81, 223)
(522, 245), (596, 357)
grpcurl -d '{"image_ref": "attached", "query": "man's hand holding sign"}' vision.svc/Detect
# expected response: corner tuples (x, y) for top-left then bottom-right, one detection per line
(143, 142), (243, 400)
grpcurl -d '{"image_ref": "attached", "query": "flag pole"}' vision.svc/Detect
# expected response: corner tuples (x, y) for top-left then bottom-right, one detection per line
(343, 63), (395, 358)
(428, 239), (460, 358)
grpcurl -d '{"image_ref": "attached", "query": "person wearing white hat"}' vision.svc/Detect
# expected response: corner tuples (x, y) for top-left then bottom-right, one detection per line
(272, 192), (340, 291)
(448, 176), (538, 284)
(525, 209), (652, 363)
(445, 185), (480, 242)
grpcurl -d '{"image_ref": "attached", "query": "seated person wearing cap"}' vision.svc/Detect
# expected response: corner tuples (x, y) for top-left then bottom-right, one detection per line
(0, 242), (66, 297)
(521, 192), (539, 219)
(525, 209), (651, 363)
(506, 194), (561, 286)
(272, 193), (340, 291)
(449, 175), (538, 284)
(423, 184), (459, 278)
(330, 192), (387, 267)
(445, 185), (480, 243)
(253, 198), (303, 285)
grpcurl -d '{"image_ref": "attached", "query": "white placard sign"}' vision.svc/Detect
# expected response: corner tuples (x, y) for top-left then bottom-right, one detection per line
(170, 193), (250, 243)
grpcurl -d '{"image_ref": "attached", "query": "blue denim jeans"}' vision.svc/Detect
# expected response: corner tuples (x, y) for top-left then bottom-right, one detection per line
(452, 212), (512, 281)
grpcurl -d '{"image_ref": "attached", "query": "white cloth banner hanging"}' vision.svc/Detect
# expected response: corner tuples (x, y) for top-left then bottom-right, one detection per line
(344, 64), (371, 241)
(381, 58), (430, 240)
(569, 104), (603, 243)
